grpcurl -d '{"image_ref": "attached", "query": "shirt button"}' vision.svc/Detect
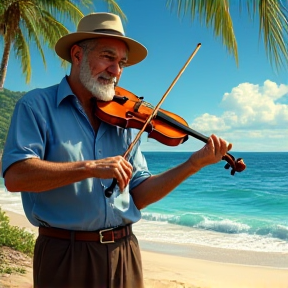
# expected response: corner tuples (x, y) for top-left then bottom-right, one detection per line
(98, 149), (102, 154)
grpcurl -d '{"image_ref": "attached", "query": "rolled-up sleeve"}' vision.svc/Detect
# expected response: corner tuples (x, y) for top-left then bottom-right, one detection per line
(129, 141), (151, 190)
(1, 100), (46, 177)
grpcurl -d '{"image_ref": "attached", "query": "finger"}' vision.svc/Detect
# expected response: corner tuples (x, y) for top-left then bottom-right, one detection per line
(210, 135), (231, 161)
(220, 138), (232, 151)
(122, 157), (133, 177)
(227, 141), (233, 151)
(113, 157), (133, 191)
(211, 134), (233, 153)
(87, 156), (132, 191)
(220, 139), (228, 156)
(210, 134), (221, 156)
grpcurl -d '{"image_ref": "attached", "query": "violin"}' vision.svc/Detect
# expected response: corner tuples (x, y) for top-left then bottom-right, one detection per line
(95, 86), (246, 176)
(94, 44), (245, 198)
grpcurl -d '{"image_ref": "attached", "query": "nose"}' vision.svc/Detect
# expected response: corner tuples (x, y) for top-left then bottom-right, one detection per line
(107, 62), (122, 77)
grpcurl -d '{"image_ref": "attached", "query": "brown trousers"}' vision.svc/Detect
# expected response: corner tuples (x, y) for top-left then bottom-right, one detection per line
(33, 233), (144, 288)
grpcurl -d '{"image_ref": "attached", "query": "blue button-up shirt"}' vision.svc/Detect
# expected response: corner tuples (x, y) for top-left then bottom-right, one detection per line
(2, 77), (151, 230)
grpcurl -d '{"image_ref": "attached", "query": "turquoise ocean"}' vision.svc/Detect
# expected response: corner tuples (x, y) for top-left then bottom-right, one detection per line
(1, 152), (288, 254)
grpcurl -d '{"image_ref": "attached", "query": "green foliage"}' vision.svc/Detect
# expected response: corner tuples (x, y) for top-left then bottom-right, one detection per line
(0, 265), (25, 275)
(0, 0), (126, 88)
(0, 207), (35, 257)
(0, 88), (24, 152)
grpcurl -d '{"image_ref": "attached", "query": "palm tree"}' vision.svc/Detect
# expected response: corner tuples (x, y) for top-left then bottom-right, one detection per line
(166, 0), (288, 71)
(0, 0), (125, 90)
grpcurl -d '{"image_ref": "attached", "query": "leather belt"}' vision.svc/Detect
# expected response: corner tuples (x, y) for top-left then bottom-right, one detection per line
(39, 225), (132, 243)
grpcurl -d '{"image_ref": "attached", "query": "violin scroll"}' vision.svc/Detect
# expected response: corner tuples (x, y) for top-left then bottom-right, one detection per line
(222, 153), (246, 175)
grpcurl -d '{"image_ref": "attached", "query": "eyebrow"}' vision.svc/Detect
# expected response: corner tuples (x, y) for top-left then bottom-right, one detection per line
(101, 47), (128, 62)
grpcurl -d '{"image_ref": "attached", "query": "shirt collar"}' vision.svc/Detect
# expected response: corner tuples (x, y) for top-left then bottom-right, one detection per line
(56, 76), (109, 139)
(56, 76), (76, 107)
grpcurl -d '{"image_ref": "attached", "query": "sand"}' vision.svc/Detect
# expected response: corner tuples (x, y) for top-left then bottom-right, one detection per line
(1, 209), (288, 288)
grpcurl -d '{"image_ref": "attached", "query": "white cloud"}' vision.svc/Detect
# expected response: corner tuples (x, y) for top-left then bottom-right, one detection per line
(189, 80), (288, 151)
(191, 80), (288, 131)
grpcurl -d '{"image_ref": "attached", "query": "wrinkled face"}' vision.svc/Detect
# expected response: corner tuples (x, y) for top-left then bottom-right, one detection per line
(79, 38), (128, 101)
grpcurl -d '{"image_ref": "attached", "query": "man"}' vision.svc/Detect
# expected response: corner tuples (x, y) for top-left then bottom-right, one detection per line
(1, 13), (231, 288)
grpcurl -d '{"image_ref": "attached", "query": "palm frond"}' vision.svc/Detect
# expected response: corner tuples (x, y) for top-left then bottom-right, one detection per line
(104, 0), (127, 21)
(0, 0), (99, 87)
(19, 5), (47, 68)
(253, 0), (287, 71)
(39, 0), (85, 23)
(37, 10), (70, 48)
(166, 0), (288, 71)
(13, 29), (31, 83)
(166, 0), (238, 65)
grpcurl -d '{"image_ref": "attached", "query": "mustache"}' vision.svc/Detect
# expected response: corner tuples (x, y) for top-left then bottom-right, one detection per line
(97, 72), (117, 84)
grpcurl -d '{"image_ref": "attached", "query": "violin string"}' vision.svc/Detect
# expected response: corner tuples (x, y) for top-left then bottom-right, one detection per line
(142, 101), (154, 109)
(123, 43), (202, 159)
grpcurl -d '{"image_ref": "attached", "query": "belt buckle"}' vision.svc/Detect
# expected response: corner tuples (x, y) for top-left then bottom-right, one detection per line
(99, 228), (115, 244)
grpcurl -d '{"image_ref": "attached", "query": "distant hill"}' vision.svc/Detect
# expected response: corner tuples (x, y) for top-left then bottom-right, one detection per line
(0, 89), (26, 152)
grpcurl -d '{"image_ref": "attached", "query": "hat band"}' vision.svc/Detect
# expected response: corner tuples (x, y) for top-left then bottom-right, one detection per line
(92, 29), (125, 37)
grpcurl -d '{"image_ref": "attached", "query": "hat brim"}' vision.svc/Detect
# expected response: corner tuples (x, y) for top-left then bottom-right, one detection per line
(55, 32), (147, 66)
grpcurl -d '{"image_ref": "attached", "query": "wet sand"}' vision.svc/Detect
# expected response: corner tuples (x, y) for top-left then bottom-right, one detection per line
(1, 209), (288, 288)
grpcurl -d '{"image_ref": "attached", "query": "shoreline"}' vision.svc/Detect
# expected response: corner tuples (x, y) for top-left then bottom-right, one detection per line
(139, 239), (288, 269)
(3, 207), (288, 269)
(1, 208), (288, 288)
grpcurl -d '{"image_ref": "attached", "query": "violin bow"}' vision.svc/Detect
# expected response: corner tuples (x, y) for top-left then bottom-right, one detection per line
(105, 43), (202, 197)
(105, 43), (246, 197)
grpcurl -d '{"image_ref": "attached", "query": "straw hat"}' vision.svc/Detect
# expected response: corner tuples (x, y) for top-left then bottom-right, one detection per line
(55, 13), (147, 66)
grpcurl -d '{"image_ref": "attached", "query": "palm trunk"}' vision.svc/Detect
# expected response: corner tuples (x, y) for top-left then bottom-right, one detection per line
(0, 38), (11, 91)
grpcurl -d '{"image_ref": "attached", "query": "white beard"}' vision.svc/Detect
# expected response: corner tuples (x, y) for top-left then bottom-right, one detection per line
(79, 54), (116, 101)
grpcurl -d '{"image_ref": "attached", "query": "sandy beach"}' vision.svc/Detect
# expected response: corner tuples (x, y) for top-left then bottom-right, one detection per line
(1, 209), (288, 288)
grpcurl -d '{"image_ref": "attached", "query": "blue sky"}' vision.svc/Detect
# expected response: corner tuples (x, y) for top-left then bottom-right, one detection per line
(2, 1), (288, 152)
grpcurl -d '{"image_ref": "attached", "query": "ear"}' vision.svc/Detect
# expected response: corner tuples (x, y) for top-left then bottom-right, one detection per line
(70, 44), (83, 65)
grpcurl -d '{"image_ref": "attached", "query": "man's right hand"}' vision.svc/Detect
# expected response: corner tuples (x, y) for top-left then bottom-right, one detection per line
(86, 156), (133, 192)
(4, 156), (132, 193)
